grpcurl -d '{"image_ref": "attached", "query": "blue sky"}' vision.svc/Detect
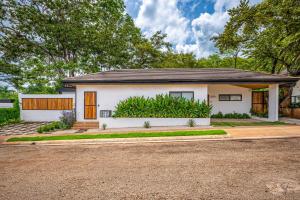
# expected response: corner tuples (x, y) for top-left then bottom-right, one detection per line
(125, 0), (261, 58)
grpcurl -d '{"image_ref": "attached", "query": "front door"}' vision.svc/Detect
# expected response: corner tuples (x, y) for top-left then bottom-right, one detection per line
(84, 91), (97, 119)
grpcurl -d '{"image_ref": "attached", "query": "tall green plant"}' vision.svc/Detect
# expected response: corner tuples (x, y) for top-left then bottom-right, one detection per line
(113, 94), (211, 118)
(0, 99), (20, 126)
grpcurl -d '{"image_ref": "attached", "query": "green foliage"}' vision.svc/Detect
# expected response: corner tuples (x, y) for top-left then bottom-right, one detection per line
(0, 0), (170, 90)
(102, 123), (107, 130)
(37, 111), (75, 133)
(0, 86), (18, 99)
(7, 130), (227, 142)
(250, 109), (268, 118)
(113, 94), (211, 118)
(59, 111), (76, 129)
(0, 99), (20, 126)
(212, 121), (286, 127)
(143, 121), (151, 128)
(37, 121), (66, 133)
(211, 112), (251, 119)
(187, 119), (196, 127)
(214, 0), (300, 75)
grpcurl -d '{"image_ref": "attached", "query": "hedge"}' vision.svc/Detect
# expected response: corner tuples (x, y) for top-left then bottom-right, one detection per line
(0, 99), (20, 126)
(113, 94), (211, 118)
(211, 112), (251, 119)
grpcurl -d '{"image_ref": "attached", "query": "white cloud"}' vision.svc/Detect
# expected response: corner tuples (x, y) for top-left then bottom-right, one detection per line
(133, 0), (261, 58)
(135, 0), (190, 45)
(180, 0), (259, 57)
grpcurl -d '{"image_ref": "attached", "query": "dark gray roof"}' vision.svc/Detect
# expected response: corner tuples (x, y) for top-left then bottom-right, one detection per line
(0, 99), (14, 103)
(63, 68), (299, 84)
(58, 87), (76, 93)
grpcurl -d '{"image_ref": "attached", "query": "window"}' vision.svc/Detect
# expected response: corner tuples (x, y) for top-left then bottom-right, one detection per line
(169, 91), (194, 100)
(100, 110), (112, 118)
(219, 94), (242, 101)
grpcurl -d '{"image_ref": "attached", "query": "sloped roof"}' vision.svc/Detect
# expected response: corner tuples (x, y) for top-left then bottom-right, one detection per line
(63, 68), (299, 84)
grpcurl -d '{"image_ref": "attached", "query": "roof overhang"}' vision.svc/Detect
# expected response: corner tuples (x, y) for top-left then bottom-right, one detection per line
(63, 79), (298, 85)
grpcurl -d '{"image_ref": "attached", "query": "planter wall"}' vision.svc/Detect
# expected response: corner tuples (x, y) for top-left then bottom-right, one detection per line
(99, 118), (210, 129)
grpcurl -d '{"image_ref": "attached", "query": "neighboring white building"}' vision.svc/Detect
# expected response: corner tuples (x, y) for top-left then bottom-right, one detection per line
(19, 68), (299, 128)
(0, 99), (14, 108)
(292, 80), (300, 96)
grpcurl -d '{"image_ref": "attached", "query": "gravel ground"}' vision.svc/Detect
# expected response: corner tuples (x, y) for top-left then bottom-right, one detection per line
(0, 138), (300, 200)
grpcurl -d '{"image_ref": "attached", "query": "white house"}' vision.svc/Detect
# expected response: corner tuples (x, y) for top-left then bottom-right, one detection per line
(19, 68), (299, 128)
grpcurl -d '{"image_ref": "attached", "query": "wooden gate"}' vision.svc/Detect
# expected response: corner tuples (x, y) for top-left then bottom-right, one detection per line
(84, 92), (97, 119)
(252, 91), (268, 114)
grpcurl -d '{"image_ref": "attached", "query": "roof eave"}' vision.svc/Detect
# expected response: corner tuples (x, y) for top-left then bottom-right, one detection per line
(62, 78), (298, 84)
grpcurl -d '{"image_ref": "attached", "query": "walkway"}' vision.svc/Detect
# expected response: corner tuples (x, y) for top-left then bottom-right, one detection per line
(0, 122), (49, 135)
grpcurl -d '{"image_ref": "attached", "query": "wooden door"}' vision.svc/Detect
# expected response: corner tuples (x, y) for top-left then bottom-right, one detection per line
(252, 91), (268, 114)
(84, 92), (97, 119)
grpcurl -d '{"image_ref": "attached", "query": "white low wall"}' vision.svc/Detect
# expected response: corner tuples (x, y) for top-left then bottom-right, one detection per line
(99, 118), (210, 129)
(19, 94), (75, 122)
(21, 110), (67, 122)
(0, 102), (14, 108)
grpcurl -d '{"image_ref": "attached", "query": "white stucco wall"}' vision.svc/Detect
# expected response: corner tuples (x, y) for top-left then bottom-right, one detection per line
(208, 84), (252, 114)
(292, 80), (300, 96)
(268, 84), (279, 121)
(0, 102), (14, 108)
(76, 84), (208, 121)
(100, 118), (210, 128)
(19, 94), (75, 122)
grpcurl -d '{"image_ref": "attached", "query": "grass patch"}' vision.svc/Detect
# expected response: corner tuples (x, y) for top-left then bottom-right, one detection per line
(7, 130), (226, 142)
(211, 121), (287, 127)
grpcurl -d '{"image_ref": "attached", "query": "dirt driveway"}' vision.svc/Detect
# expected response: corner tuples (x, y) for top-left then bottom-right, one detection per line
(1, 138), (300, 200)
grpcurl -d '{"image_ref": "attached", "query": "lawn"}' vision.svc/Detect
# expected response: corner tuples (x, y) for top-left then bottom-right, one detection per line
(211, 121), (287, 127)
(7, 130), (226, 142)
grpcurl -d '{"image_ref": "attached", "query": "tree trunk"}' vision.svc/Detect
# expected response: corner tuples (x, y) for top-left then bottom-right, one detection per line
(271, 58), (278, 74)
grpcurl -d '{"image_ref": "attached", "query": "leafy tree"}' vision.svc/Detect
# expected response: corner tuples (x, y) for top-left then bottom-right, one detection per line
(213, 0), (300, 75)
(0, 0), (168, 91)
(158, 52), (198, 68)
(0, 85), (17, 99)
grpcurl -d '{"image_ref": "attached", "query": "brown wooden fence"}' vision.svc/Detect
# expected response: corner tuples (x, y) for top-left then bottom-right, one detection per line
(280, 107), (300, 119)
(252, 91), (268, 114)
(22, 98), (73, 110)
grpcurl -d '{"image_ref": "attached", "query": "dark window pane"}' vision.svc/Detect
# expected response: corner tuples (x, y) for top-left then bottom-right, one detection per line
(182, 92), (194, 100)
(219, 95), (230, 101)
(170, 92), (181, 98)
(230, 95), (242, 101)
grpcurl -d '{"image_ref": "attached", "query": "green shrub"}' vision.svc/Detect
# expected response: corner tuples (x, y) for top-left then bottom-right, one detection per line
(187, 119), (196, 127)
(143, 121), (151, 128)
(59, 111), (75, 128)
(0, 99), (20, 126)
(211, 112), (224, 118)
(211, 112), (250, 119)
(102, 123), (107, 130)
(113, 94), (211, 118)
(37, 121), (65, 133)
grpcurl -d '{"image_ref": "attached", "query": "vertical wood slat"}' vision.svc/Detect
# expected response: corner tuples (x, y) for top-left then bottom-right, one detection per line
(22, 98), (72, 110)
(252, 91), (268, 114)
(84, 92), (97, 119)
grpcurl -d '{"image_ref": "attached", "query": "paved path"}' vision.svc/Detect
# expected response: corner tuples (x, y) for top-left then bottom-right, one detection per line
(0, 122), (49, 135)
(225, 125), (300, 138)
(0, 138), (299, 199)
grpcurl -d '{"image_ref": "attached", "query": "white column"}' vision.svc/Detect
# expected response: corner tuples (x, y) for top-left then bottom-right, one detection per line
(268, 84), (279, 121)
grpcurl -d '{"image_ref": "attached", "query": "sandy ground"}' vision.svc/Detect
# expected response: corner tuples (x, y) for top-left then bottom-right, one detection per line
(0, 138), (300, 200)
